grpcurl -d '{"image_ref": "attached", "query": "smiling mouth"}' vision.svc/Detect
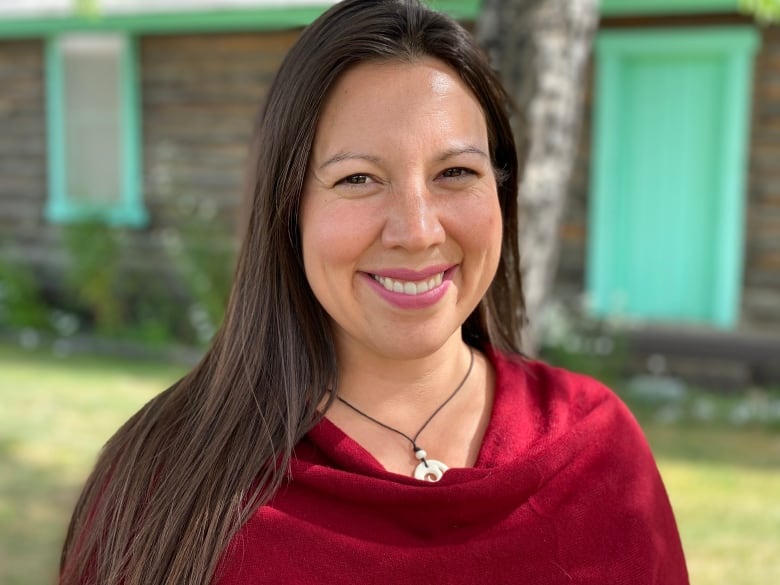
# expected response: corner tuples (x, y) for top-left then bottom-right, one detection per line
(371, 272), (445, 296)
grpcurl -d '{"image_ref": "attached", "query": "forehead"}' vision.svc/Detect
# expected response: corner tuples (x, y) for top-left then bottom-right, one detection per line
(327, 56), (479, 108)
(312, 57), (488, 156)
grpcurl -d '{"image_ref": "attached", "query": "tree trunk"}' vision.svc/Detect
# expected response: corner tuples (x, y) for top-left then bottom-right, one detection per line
(477, 0), (599, 354)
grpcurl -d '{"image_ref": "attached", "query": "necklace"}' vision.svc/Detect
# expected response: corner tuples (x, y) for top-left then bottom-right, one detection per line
(336, 347), (475, 483)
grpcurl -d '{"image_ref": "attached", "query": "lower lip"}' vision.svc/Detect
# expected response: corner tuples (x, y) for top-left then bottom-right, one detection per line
(362, 269), (455, 310)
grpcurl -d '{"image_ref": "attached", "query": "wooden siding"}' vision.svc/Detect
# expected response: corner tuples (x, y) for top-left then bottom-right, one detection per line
(114, 31), (297, 282)
(0, 40), (69, 275)
(744, 26), (780, 329)
(0, 24), (776, 334)
(139, 31), (296, 236)
(556, 61), (592, 302)
(0, 32), (297, 303)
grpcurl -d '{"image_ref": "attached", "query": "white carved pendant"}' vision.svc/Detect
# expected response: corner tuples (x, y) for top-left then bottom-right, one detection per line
(413, 449), (449, 482)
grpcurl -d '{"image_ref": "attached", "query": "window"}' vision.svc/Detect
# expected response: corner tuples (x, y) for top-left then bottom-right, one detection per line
(45, 33), (147, 226)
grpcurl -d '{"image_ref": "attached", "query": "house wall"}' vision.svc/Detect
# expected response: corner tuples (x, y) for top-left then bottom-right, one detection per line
(556, 60), (592, 305)
(559, 25), (780, 332)
(1, 22), (776, 334)
(744, 26), (780, 329)
(0, 40), (62, 271)
(124, 31), (297, 269)
(140, 31), (295, 234)
(0, 31), (298, 294)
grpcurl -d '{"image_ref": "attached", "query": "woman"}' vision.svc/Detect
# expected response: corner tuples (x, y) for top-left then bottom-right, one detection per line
(60, 1), (688, 584)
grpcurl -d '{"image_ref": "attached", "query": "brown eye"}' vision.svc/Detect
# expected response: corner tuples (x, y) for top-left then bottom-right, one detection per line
(440, 167), (474, 179)
(339, 174), (370, 185)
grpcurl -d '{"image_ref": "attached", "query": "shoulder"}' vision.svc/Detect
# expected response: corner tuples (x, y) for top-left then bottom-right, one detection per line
(486, 351), (687, 581)
(486, 346), (663, 488)
(483, 347), (653, 467)
(488, 348), (629, 423)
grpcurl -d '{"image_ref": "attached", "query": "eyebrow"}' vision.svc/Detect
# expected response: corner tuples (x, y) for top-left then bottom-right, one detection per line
(318, 152), (381, 170)
(436, 145), (489, 162)
(317, 144), (489, 171)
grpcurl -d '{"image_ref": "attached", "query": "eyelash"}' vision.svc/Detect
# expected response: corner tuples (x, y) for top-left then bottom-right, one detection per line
(336, 167), (476, 186)
(439, 167), (476, 179)
(338, 174), (371, 185)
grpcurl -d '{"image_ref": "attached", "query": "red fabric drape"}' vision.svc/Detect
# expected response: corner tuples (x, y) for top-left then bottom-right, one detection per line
(217, 351), (688, 584)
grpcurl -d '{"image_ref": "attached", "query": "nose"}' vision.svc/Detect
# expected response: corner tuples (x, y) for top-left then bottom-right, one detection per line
(380, 183), (445, 251)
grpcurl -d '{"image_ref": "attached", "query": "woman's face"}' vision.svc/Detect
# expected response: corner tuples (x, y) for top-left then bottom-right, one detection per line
(300, 58), (502, 361)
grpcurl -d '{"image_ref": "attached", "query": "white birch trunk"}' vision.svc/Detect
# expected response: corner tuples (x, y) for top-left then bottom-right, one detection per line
(477, 0), (599, 354)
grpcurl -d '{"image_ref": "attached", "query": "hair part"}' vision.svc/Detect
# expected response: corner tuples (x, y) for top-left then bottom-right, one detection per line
(60, 2), (525, 584)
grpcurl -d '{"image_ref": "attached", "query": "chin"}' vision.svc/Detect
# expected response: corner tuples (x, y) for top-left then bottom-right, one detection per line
(368, 331), (461, 362)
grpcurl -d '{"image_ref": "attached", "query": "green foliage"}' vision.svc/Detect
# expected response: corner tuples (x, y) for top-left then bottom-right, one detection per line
(62, 219), (124, 335)
(163, 213), (235, 345)
(4, 200), (234, 348)
(537, 298), (630, 386)
(0, 257), (50, 331)
(73, 0), (100, 18)
(622, 381), (780, 430)
(57, 214), (234, 347)
(117, 272), (199, 346)
(740, 0), (780, 22)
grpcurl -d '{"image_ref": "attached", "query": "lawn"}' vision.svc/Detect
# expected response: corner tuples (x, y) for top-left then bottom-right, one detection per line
(650, 429), (780, 584)
(1, 343), (779, 584)
(0, 344), (186, 585)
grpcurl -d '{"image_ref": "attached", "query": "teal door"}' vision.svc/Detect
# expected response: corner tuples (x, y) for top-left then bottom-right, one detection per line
(588, 28), (758, 328)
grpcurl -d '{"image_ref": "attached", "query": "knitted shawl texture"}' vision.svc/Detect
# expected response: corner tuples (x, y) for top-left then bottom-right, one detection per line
(216, 351), (689, 584)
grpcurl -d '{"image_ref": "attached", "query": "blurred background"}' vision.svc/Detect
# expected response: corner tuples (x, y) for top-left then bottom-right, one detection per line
(1, 0), (778, 583)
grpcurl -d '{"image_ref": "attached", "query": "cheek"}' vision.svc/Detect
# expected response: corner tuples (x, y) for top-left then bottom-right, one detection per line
(489, 201), (504, 256)
(300, 206), (334, 286)
(300, 199), (377, 277)
(483, 209), (503, 279)
(461, 194), (503, 258)
(299, 197), (327, 284)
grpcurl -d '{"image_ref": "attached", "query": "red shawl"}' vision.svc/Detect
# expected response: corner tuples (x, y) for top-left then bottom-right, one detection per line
(216, 351), (688, 584)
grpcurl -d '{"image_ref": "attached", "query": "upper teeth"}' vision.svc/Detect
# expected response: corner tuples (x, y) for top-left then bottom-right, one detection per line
(373, 272), (444, 295)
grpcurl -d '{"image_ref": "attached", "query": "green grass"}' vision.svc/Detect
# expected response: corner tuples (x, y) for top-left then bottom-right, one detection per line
(658, 458), (780, 584)
(646, 427), (780, 584)
(0, 344), (186, 585)
(1, 343), (779, 585)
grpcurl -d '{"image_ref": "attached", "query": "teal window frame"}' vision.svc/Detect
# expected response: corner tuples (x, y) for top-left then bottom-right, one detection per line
(44, 32), (147, 227)
(588, 27), (759, 329)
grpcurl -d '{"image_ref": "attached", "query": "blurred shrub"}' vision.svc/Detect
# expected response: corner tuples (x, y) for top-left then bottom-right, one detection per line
(0, 256), (50, 332)
(537, 297), (631, 385)
(162, 203), (235, 346)
(62, 219), (124, 335)
(57, 212), (234, 348)
(741, 0), (780, 21)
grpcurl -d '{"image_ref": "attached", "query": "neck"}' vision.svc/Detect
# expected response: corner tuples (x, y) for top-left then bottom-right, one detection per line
(331, 333), (474, 424)
(323, 333), (494, 477)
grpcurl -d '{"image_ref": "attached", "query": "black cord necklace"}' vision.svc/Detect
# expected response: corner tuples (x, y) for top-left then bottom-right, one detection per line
(336, 347), (475, 482)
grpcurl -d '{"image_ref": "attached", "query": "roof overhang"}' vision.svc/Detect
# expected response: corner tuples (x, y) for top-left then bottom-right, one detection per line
(0, 0), (745, 39)
(0, 1), (481, 38)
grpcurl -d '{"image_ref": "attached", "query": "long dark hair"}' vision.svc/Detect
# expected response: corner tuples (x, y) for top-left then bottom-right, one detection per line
(60, 1), (525, 583)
